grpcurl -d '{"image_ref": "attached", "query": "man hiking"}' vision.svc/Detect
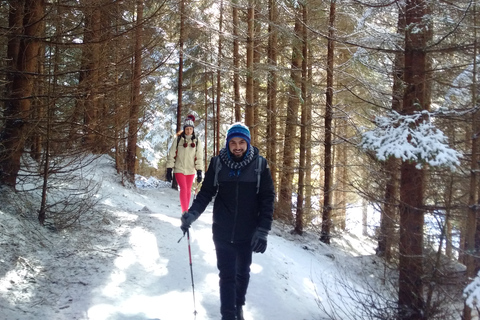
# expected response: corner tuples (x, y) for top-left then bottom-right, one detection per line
(181, 122), (275, 320)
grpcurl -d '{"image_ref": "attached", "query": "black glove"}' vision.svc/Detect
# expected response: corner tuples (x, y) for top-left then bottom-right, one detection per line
(166, 168), (173, 182)
(196, 170), (202, 183)
(251, 227), (269, 253)
(181, 211), (198, 233)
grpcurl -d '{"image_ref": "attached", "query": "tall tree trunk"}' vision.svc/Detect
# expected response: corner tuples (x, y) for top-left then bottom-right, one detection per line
(112, 2), (123, 175)
(0, 0), (44, 188)
(295, 3), (308, 235)
(320, 0), (336, 244)
(377, 157), (398, 261)
(171, 0), (185, 189)
(81, 1), (101, 152)
(305, 42), (313, 221)
(126, 0), (143, 183)
(245, 0), (254, 137)
(38, 11), (58, 226)
(398, 1), (428, 318)
(266, 0), (278, 194)
(334, 136), (346, 231)
(378, 4), (405, 261)
(276, 14), (302, 222)
(232, 0), (241, 122)
(464, 2), (479, 319)
(253, 8), (261, 146)
(216, 0), (223, 155)
(176, 0), (185, 133)
(31, 4), (45, 163)
(6, 1), (23, 75)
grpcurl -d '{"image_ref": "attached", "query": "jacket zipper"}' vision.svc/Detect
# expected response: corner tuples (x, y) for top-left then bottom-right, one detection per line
(231, 176), (240, 243)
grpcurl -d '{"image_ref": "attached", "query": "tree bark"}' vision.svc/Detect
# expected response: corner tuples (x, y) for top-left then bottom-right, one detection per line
(305, 40), (313, 221)
(0, 0), (44, 188)
(295, 3), (308, 235)
(253, 8), (260, 146)
(176, 0), (185, 133)
(126, 0), (143, 183)
(232, 0), (241, 122)
(216, 0), (223, 155)
(320, 0), (336, 244)
(378, 4), (405, 260)
(245, 0), (254, 137)
(398, 1), (428, 318)
(266, 0), (278, 194)
(464, 2), (479, 319)
(276, 13), (302, 222)
(80, 1), (101, 152)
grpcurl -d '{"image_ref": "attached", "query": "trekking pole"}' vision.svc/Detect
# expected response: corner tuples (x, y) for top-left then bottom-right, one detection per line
(187, 229), (198, 316)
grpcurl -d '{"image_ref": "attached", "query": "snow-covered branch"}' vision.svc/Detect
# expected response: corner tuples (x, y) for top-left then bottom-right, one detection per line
(464, 271), (480, 308)
(360, 110), (461, 170)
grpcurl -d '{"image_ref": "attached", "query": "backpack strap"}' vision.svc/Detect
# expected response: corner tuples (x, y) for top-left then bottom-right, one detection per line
(174, 135), (182, 160)
(255, 157), (264, 194)
(213, 156), (222, 188)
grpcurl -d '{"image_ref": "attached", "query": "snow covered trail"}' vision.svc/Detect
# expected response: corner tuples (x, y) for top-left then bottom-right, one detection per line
(1, 158), (375, 320)
(85, 186), (332, 320)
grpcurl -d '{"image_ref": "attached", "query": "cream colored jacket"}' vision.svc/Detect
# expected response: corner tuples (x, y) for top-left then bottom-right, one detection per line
(166, 134), (205, 175)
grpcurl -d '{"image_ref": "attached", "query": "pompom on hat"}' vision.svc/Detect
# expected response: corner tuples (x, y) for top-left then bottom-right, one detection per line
(226, 122), (251, 148)
(183, 114), (195, 129)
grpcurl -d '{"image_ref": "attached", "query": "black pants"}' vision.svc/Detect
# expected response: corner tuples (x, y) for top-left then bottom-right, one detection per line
(214, 239), (252, 320)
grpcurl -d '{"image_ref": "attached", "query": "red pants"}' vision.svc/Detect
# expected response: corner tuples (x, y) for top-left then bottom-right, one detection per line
(175, 173), (195, 213)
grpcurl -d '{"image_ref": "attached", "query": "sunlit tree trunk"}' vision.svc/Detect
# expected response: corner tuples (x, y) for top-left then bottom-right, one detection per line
(295, 3), (308, 235)
(377, 4), (405, 261)
(305, 42), (313, 221)
(277, 13), (302, 222)
(245, 0), (254, 137)
(170, 0), (185, 189)
(398, 1), (428, 318)
(216, 0), (223, 155)
(176, 0), (185, 133)
(204, 63), (209, 169)
(266, 0), (278, 193)
(320, 0), (336, 244)
(126, 0), (143, 183)
(333, 132), (346, 231)
(464, 2), (479, 319)
(232, 0), (241, 122)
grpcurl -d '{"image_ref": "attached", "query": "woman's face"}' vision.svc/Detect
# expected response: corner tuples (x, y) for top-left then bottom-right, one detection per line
(184, 127), (193, 136)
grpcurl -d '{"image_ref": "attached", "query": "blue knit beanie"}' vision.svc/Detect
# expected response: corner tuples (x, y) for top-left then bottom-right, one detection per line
(226, 122), (251, 148)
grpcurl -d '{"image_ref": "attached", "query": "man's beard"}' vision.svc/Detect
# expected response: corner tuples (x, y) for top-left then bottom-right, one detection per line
(231, 150), (246, 160)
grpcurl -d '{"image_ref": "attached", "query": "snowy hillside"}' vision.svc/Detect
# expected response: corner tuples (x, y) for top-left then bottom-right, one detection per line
(0, 155), (396, 320)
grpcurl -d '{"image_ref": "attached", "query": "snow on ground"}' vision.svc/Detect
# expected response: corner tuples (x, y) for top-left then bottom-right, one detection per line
(0, 155), (385, 320)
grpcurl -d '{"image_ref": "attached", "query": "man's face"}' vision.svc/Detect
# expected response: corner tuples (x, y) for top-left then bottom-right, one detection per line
(184, 127), (193, 135)
(228, 137), (248, 158)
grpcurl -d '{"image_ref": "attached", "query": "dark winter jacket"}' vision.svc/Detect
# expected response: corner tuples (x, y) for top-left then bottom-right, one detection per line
(189, 146), (275, 243)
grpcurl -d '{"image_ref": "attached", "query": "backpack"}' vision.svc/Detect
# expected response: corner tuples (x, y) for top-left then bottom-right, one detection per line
(212, 156), (265, 194)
